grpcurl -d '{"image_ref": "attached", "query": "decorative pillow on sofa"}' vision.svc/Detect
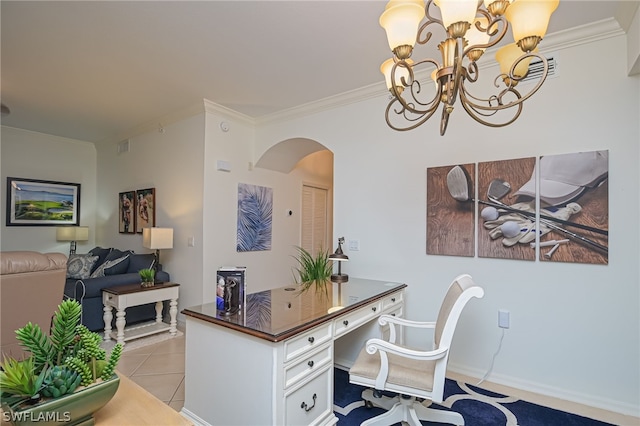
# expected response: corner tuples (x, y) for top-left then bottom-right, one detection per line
(127, 253), (156, 273)
(67, 254), (99, 279)
(88, 247), (112, 273)
(90, 255), (130, 278)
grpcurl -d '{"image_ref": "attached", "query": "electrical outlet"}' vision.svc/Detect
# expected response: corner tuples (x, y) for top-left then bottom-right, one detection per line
(498, 309), (510, 329)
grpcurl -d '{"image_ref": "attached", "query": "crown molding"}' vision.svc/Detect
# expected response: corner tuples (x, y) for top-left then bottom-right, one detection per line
(255, 18), (625, 128)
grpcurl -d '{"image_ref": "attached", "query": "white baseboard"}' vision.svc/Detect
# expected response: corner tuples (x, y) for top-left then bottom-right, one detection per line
(448, 362), (640, 419)
(180, 407), (211, 426)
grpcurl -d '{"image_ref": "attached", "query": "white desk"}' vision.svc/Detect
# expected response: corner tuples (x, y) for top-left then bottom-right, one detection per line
(180, 278), (406, 426)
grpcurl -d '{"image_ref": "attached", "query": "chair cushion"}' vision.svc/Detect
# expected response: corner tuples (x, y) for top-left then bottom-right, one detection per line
(349, 347), (436, 393)
(66, 254), (99, 279)
(127, 253), (156, 273)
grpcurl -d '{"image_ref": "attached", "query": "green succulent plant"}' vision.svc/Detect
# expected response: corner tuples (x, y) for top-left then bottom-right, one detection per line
(0, 356), (47, 406)
(139, 268), (155, 283)
(41, 365), (81, 398)
(292, 246), (333, 297)
(0, 299), (123, 406)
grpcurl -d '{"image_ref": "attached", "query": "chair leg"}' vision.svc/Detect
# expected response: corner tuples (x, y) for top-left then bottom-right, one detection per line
(413, 401), (465, 425)
(362, 389), (464, 426)
(361, 389), (399, 411)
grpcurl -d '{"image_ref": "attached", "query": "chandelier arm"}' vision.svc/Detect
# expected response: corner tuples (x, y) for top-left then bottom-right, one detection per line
(390, 59), (441, 114)
(462, 13), (508, 58)
(458, 53), (549, 114)
(385, 99), (440, 132)
(459, 90), (523, 128)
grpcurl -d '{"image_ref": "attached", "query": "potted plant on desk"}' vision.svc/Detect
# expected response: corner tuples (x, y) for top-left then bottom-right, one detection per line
(0, 300), (123, 426)
(292, 246), (333, 298)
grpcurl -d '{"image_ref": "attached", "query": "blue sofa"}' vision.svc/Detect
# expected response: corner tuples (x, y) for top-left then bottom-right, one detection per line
(63, 247), (170, 331)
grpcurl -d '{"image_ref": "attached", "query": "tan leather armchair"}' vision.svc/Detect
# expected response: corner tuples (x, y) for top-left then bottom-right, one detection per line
(1, 251), (67, 358)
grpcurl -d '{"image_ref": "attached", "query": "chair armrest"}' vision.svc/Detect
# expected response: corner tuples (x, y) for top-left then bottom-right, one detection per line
(365, 338), (448, 390)
(378, 314), (436, 344)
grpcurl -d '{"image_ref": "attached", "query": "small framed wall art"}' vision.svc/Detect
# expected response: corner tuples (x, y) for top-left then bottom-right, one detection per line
(118, 190), (136, 234)
(6, 177), (81, 226)
(135, 188), (155, 233)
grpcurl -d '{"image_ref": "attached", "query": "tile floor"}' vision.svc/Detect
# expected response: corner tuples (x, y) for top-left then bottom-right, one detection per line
(116, 334), (186, 412)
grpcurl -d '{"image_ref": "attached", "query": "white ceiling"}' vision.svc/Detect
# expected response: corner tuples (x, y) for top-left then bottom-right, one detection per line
(1, 1), (636, 143)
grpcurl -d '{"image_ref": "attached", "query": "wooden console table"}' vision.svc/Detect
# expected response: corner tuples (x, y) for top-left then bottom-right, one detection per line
(181, 278), (406, 426)
(102, 282), (179, 345)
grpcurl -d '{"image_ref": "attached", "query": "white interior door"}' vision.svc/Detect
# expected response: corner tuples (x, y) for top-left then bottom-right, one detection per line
(301, 185), (328, 256)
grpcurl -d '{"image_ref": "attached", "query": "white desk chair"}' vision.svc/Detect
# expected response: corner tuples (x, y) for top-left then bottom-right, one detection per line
(349, 274), (484, 426)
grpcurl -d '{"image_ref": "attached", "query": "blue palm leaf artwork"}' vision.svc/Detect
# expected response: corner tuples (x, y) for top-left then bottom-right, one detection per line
(237, 183), (273, 252)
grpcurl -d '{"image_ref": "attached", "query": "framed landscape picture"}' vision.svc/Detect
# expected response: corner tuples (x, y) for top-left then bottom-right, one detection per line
(6, 177), (80, 226)
(118, 190), (136, 234)
(135, 188), (155, 233)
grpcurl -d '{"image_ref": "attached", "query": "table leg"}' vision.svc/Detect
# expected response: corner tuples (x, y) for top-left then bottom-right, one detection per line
(115, 309), (126, 345)
(169, 298), (178, 336)
(103, 305), (113, 342)
(155, 301), (163, 323)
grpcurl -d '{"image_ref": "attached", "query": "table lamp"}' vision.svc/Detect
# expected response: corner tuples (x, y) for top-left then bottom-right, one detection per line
(56, 226), (89, 255)
(329, 237), (349, 283)
(142, 227), (173, 272)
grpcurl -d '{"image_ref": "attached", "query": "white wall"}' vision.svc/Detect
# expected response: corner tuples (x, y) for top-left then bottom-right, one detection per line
(95, 113), (206, 319)
(201, 107), (333, 304)
(255, 33), (640, 416)
(0, 126), (97, 254)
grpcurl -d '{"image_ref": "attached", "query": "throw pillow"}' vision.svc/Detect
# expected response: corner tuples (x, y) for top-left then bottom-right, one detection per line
(127, 253), (156, 273)
(67, 254), (99, 279)
(104, 255), (131, 275)
(88, 247), (112, 273)
(90, 255), (130, 278)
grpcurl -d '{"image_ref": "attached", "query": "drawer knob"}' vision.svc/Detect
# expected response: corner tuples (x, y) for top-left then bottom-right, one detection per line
(301, 393), (317, 412)
(343, 320), (349, 326)
(391, 298), (396, 302)
(372, 307), (377, 312)
(308, 336), (315, 344)
(307, 360), (314, 368)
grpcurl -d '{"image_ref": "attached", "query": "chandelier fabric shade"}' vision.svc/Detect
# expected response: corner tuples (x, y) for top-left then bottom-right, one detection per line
(378, 0), (559, 135)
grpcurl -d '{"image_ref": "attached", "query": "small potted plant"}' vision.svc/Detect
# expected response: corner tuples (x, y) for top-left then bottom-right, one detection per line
(292, 246), (333, 297)
(0, 299), (122, 426)
(139, 268), (155, 287)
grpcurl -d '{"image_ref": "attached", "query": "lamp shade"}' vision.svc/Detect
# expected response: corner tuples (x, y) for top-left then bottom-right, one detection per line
(434, 0), (478, 29)
(142, 227), (174, 250)
(379, 0), (425, 52)
(505, 0), (559, 45)
(56, 226), (89, 242)
(496, 42), (537, 79)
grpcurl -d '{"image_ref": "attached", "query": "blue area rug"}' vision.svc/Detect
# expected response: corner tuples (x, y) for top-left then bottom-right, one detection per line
(333, 368), (616, 426)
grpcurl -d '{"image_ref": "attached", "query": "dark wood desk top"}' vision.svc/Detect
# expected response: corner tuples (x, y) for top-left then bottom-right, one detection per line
(103, 282), (179, 295)
(182, 278), (406, 343)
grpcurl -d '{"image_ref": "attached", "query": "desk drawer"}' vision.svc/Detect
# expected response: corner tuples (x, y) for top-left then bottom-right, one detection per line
(333, 302), (381, 338)
(284, 367), (332, 426)
(284, 344), (332, 389)
(382, 291), (403, 312)
(284, 323), (332, 363)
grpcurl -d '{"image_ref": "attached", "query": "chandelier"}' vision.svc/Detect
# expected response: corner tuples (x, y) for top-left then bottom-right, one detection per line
(379, 0), (559, 135)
